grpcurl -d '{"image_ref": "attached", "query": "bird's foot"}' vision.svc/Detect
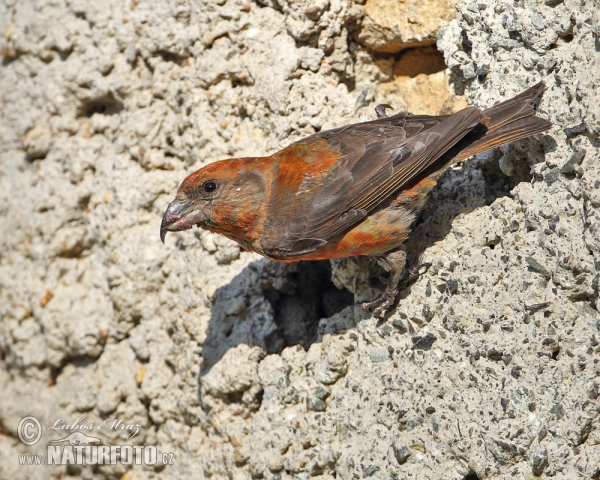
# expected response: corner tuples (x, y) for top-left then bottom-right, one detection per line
(358, 262), (431, 317)
(359, 288), (398, 318)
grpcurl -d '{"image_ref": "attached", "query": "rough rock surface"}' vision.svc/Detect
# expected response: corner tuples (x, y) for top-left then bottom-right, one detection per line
(1, 0), (599, 480)
(368, 46), (468, 116)
(354, 0), (458, 53)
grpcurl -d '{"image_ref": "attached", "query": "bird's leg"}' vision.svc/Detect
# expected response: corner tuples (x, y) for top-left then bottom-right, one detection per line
(360, 249), (431, 317)
(374, 104), (393, 119)
(360, 249), (406, 317)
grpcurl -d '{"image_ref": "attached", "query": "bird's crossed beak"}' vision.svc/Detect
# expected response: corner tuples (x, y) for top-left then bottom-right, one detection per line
(160, 198), (203, 244)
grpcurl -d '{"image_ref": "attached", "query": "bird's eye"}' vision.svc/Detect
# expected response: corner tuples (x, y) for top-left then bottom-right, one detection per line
(203, 181), (217, 193)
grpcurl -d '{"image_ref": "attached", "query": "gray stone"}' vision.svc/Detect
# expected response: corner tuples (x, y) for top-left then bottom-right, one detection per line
(1, 0), (599, 478)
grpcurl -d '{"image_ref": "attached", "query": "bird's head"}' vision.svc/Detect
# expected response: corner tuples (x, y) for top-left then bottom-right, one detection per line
(160, 157), (267, 244)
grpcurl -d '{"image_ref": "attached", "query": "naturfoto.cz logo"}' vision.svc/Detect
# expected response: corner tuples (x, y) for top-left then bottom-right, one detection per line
(16, 415), (174, 467)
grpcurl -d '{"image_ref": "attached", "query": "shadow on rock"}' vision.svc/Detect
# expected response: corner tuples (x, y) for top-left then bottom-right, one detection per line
(403, 148), (536, 273)
(200, 145), (544, 372)
(334, 147), (543, 317)
(200, 259), (354, 374)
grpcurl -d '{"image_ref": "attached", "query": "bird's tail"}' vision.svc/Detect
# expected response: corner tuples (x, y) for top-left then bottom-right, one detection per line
(452, 82), (552, 162)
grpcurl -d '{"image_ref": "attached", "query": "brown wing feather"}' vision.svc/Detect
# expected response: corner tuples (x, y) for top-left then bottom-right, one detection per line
(261, 125), (406, 255)
(261, 82), (551, 259)
(350, 107), (484, 213)
(262, 107), (484, 258)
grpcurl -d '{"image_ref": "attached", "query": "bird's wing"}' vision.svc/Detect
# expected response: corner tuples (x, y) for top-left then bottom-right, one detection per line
(261, 107), (484, 258)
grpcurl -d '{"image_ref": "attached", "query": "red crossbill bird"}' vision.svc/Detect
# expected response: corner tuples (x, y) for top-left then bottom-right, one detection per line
(161, 83), (551, 316)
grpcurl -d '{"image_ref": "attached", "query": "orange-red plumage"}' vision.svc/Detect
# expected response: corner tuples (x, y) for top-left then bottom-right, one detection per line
(161, 83), (551, 316)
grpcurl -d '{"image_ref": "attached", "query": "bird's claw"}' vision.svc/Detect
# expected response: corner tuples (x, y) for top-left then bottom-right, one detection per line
(358, 261), (431, 317)
(358, 289), (397, 317)
(375, 104), (393, 118)
(404, 262), (432, 284)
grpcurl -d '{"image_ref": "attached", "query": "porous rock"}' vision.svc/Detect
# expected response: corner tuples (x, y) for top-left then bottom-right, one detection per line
(1, 0), (599, 479)
(354, 0), (458, 53)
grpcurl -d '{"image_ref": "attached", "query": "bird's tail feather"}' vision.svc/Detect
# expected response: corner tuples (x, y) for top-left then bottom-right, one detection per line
(452, 82), (552, 162)
(454, 115), (551, 161)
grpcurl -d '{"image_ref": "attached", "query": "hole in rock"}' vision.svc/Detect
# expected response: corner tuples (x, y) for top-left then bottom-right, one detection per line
(463, 472), (481, 480)
(393, 46), (446, 78)
(201, 259), (355, 373)
(264, 261), (354, 353)
(78, 92), (124, 117)
(158, 50), (187, 65)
